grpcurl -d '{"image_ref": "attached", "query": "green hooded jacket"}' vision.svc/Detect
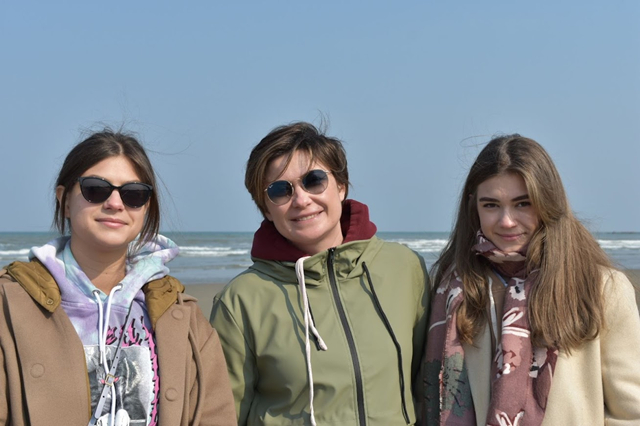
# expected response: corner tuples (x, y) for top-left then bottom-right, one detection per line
(210, 200), (429, 425)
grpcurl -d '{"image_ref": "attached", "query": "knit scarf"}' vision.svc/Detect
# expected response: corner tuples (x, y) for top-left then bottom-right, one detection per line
(422, 231), (557, 426)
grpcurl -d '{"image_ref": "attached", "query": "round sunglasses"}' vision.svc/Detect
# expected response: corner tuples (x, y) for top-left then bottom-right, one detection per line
(264, 169), (331, 205)
(77, 176), (153, 208)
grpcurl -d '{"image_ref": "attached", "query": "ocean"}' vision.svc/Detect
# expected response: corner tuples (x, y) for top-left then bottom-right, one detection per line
(1, 232), (639, 285)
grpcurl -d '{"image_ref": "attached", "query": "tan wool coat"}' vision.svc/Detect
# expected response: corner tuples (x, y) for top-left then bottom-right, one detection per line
(0, 260), (237, 426)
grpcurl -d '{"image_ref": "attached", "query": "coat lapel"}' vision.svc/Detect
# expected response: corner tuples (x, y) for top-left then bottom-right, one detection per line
(155, 302), (191, 426)
(5, 283), (91, 424)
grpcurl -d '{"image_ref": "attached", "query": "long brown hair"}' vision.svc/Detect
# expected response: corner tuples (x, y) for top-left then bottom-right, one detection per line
(433, 134), (612, 351)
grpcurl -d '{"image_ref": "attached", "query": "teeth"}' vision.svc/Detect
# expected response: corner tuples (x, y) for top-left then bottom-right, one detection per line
(295, 213), (318, 221)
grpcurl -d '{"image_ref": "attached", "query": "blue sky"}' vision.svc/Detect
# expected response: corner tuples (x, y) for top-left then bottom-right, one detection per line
(1, 1), (638, 232)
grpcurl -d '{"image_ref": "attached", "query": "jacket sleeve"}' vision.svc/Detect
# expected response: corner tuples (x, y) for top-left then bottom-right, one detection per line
(411, 255), (430, 383)
(601, 270), (640, 424)
(189, 304), (237, 426)
(210, 296), (257, 426)
(0, 326), (7, 425)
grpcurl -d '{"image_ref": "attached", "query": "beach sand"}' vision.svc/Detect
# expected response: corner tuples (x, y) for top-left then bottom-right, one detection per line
(185, 270), (640, 320)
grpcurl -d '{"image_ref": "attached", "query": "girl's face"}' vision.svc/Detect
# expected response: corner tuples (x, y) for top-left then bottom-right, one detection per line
(476, 172), (540, 253)
(263, 150), (346, 255)
(57, 155), (149, 258)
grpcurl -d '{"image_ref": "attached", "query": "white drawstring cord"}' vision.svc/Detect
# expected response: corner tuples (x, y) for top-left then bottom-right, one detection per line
(93, 291), (106, 365)
(295, 257), (328, 426)
(92, 284), (123, 425)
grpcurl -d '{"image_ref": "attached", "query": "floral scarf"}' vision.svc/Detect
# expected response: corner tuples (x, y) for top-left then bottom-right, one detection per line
(422, 231), (557, 426)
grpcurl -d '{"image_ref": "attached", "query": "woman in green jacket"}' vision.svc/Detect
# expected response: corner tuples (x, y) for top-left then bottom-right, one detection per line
(421, 134), (640, 425)
(210, 122), (429, 425)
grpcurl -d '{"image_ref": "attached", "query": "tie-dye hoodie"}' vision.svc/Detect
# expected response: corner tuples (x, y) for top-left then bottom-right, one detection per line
(29, 235), (180, 426)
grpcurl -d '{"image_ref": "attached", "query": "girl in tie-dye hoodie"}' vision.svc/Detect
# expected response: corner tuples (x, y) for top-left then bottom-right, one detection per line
(0, 129), (235, 426)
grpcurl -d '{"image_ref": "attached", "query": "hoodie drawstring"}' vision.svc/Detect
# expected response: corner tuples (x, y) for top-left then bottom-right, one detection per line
(362, 262), (410, 425)
(91, 284), (126, 426)
(295, 257), (328, 426)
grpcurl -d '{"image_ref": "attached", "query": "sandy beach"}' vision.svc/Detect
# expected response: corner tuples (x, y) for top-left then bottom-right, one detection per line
(186, 270), (640, 319)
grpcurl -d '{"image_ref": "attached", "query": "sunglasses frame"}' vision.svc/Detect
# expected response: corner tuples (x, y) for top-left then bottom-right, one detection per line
(264, 169), (331, 206)
(77, 176), (153, 208)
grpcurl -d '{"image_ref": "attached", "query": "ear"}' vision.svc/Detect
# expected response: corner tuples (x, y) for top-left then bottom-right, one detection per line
(56, 185), (70, 218)
(338, 184), (346, 202)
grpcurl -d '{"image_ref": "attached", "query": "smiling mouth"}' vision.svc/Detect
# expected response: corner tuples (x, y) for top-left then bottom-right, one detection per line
(498, 233), (523, 240)
(293, 213), (320, 222)
(97, 218), (126, 225)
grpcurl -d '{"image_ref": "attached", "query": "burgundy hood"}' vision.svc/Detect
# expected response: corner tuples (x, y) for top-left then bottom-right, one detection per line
(250, 199), (377, 262)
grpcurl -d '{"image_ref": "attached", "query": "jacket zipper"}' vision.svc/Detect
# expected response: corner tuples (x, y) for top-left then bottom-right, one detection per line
(327, 248), (367, 426)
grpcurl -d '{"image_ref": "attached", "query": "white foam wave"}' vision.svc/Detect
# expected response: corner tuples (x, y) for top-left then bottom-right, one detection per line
(179, 246), (249, 257)
(598, 240), (640, 250)
(389, 239), (449, 253)
(0, 249), (30, 258)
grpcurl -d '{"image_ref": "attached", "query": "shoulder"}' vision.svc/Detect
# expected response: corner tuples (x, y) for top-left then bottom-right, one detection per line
(600, 268), (636, 300)
(370, 237), (425, 261)
(213, 267), (285, 312)
(599, 268), (639, 329)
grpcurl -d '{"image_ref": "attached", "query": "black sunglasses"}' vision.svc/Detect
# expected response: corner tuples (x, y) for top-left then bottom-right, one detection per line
(264, 169), (331, 205)
(77, 176), (153, 208)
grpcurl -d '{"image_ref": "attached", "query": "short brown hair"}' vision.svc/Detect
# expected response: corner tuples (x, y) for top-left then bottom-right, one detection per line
(245, 122), (350, 216)
(54, 129), (160, 248)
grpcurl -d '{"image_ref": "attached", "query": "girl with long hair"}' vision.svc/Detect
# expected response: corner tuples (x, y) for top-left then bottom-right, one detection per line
(421, 134), (640, 425)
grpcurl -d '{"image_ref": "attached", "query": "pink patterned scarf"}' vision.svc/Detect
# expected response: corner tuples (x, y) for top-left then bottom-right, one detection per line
(421, 231), (557, 426)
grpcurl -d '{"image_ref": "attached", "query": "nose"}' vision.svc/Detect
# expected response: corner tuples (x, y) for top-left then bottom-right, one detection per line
(290, 183), (312, 207)
(498, 208), (517, 227)
(103, 189), (125, 210)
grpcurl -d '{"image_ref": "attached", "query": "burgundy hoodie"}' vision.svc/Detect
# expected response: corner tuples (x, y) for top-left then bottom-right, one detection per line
(250, 199), (377, 262)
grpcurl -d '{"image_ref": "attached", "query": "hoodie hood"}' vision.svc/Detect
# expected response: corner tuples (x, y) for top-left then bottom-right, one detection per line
(251, 199), (377, 262)
(29, 235), (179, 308)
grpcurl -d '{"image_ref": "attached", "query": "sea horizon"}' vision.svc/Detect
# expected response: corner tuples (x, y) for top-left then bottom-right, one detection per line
(1, 231), (639, 285)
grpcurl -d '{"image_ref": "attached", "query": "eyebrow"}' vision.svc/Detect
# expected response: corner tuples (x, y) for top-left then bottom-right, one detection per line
(478, 194), (530, 202)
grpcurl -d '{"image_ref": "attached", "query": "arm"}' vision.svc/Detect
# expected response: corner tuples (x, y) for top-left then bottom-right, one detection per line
(411, 255), (430, 382)
(411, 255), (430, 422)
(0, 333), (7, 425)
(601, 270), (640, 424)
(210, 297), (257, 426)
(191, 316), (238, 426)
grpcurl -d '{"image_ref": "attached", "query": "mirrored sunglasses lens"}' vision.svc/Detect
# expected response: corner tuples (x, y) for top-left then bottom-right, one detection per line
(302, 170), (329, 194)
(267, 181), (293, 205)
(80, 178), (113, 203)
(120, 183), (152, 208)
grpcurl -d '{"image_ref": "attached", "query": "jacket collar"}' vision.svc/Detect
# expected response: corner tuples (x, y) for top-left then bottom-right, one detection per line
(250, 199), (377, 262)
(2, 260), (184, 328)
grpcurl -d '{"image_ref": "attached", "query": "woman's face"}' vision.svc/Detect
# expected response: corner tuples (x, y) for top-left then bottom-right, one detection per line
(57, 155), (149, 257)
(264, 150), (346, 255)
(476, 172), (540, 253)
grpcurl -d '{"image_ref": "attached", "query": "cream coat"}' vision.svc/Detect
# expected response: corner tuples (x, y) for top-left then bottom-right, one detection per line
(0, 261), (237, 426)
(464, 269), (640, 425)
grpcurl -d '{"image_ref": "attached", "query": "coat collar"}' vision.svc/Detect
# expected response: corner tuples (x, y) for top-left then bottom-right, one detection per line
(250, 199), (377, 262)
(2, 260), (184, 328)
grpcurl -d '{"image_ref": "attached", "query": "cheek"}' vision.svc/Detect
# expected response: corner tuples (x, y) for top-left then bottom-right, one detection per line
(264, 204), (284, 223)
(477, 209), (490, 232)
(528, 213), (541, 231)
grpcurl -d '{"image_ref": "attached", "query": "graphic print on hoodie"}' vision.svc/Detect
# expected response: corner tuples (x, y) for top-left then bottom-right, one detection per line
(30, 235), (179, 426)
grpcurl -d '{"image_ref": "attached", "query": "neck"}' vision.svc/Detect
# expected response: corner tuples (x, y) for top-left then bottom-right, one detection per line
(293, 232), (344, 256)
(491, 260), (527, 279)
(70, 240), (128, 294)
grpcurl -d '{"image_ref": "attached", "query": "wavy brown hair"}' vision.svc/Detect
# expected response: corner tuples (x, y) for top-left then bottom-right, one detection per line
(432, 134), (612, 351)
